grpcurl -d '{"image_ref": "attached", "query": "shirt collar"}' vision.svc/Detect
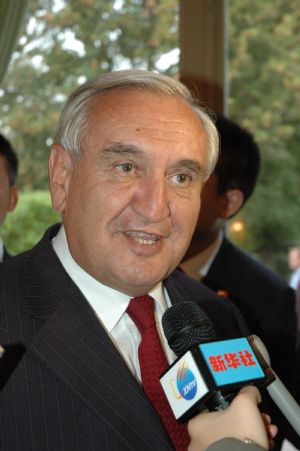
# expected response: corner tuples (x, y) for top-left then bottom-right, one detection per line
(199, 230), (223, 277)
(52, 225), (167, 332)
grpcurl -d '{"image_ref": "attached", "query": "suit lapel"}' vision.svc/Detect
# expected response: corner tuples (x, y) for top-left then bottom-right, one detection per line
(165, 268), (248, 337)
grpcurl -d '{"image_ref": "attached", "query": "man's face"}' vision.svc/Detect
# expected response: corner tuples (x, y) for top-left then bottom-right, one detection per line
(183, 173), (229, 259)
(49, 89), (209, 295)
(288, 249), (300, 270)
(0, 155), (17, 226)
(194, 174), (222, 237)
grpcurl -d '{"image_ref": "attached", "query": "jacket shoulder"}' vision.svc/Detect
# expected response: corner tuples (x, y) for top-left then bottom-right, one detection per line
(215, 237), (291, 290)
(165, 269), (249, 338)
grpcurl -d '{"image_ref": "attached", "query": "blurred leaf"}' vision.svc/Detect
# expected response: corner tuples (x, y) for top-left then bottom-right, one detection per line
(227, 0), (300, 276)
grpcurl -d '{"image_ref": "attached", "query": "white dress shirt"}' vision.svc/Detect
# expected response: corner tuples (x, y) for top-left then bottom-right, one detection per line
(289, 267), (300, 290)
(52, 226), (176, 382)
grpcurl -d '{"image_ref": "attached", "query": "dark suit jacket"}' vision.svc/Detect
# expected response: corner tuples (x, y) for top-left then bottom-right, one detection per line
(0, 225), (248, 451)
(202, 237), (299, 450)
(202, 236), (297, 386)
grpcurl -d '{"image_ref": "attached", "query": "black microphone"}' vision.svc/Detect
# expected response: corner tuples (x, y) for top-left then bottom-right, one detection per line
(159, 301), (273, 423)
(161, 301), (216, 355)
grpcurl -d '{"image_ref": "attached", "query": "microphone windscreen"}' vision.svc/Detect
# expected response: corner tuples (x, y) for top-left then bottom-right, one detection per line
(162, 301), (216, 356)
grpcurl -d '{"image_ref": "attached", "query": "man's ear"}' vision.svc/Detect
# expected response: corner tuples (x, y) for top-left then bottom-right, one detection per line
(7, 186), (18, 213)
(48, 144), (73, 213)
(219, 189), (244, 219)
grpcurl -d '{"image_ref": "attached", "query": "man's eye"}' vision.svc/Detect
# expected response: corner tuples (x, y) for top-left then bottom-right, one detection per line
(171, 173), (192, 185)
(116, 163), (134, 173)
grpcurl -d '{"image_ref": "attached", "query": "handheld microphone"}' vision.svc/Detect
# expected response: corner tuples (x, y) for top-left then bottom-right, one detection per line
(249, 335), (300, 436)
(159, 301), (274, 423)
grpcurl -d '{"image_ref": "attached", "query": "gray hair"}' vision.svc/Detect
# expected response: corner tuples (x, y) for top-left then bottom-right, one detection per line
(54, 69), (219, 178)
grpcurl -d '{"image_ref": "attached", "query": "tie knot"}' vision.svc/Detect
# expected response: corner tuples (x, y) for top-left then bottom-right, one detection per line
(127, 295), (156, 334)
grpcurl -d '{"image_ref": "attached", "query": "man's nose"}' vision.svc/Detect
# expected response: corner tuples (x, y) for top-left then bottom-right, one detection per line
(131, 176), (171, 223)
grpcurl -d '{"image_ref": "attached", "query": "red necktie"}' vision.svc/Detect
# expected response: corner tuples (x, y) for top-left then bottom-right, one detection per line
(127, 295), (190, 450)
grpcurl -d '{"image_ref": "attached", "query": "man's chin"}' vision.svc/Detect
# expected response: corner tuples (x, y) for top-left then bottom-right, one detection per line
(117, 271), (171, 296)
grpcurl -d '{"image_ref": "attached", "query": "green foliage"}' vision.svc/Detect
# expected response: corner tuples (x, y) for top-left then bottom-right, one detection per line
(0, 0), (179, 189)
(227, 0), (300, 275)
(1, 190), (60, 255)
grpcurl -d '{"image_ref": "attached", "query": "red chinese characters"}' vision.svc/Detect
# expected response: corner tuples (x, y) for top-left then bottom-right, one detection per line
(208, 350), (257, 372)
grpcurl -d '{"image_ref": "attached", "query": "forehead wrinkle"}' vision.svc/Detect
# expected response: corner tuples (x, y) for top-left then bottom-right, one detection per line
(109, 111), (203, 139)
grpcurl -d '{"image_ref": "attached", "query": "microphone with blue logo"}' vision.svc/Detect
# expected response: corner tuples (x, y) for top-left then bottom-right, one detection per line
(159, 301), (274, 423)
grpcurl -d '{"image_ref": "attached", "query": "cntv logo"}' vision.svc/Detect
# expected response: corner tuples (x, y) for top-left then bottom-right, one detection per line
(160, 350), (209, 419)
(170, 360), (197, 401)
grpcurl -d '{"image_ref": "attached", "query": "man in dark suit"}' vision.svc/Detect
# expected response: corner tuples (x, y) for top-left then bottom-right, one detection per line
(181, 114), (298, 448)
(288, 246), (300, 345)
(0, 134), (18, 260)
(0, 71), (253, 450)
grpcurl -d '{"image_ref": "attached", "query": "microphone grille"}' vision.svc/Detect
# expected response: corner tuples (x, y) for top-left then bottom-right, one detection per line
(162, 301), (216, 356)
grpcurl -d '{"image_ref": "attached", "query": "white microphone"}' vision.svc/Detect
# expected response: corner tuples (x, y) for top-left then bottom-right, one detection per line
(248, 334), (300, 437)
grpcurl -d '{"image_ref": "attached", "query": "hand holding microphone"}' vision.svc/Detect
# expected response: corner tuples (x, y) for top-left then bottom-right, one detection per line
(159, 301), (300, 447)
(188, 385), (278, 451)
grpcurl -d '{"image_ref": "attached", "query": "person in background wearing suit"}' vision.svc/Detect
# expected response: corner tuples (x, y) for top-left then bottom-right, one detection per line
(289, 246), (300, 441)
(288, 245), (300, 291)
(181, 114), (297, 449)
(0, 134), (18, 260)
(288, 245), (300, 343)
(0, 70), (264, 451)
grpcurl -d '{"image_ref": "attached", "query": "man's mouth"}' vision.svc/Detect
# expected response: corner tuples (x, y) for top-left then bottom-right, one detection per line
(125, 231), (161, 245)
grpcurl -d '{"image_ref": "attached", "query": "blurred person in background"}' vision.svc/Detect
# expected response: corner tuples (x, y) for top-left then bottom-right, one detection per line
(0, 134), (18, 260)
(287, 246), (300, 344)
(288, 245), (300, 291)
(181, 114), (297, 450)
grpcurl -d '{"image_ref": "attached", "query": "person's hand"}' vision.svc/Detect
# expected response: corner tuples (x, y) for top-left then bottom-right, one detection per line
(187, 386), (278, 451)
